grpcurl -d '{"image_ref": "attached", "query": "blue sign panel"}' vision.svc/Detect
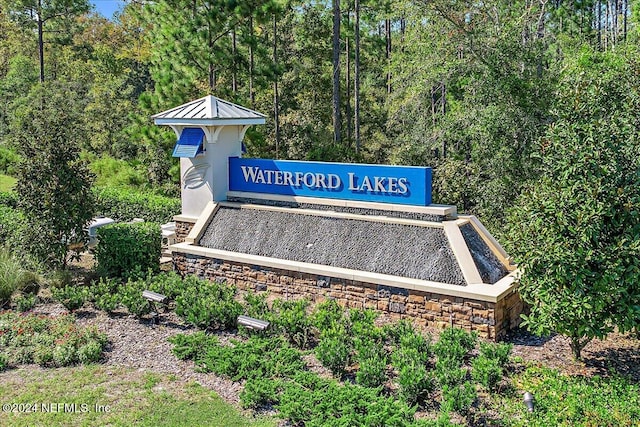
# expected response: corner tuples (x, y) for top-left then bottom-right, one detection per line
(228, 158), (432, 206)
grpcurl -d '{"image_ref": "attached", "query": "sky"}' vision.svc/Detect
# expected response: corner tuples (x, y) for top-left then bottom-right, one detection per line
(91, 0), (127, 20)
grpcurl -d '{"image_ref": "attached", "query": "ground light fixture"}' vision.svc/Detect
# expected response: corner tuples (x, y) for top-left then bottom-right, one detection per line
(523, 392), (535, 412)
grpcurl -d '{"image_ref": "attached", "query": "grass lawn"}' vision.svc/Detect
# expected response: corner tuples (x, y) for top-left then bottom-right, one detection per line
(0, 174), (16, 192)
(0, 365), (275, 427)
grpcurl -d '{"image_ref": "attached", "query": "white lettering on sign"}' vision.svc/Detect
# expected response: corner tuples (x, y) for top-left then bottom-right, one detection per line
(240, 166), (408, 195)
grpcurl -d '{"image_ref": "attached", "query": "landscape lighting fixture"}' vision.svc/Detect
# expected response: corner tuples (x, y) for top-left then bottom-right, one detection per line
(523, 392), (535, 412)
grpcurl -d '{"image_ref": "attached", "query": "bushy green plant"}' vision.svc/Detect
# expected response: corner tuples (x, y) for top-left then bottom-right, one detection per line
(14, 293), (37, 312)
(0, 190), (18, 208)
(196, 336), (305, 382)
(95, 222), (161, 279)
(312, 299), (344, 333)
(478, 341), (512, 368)
(32, 345), (54, 367)
(175, 280), (242, 330)
(168, 331), (217, 361)
(354, 337), (388, 388)
(147, 271), (191, 300)
(0, 312), (106, 369)
(315, 322), (352, 378)
(118, 279), (151, 317)
(435, 358), (467, 387)
(53, 343), (77, 367)
(52, 285), (88, 312)
(0, 248), (40, 308)
(471, 356), (503, 391)
(441, 381), (476, 414)
(0, 353), (7, 371)
(93, 186), (180, 223)
(0, 206), (25, 252)
(243, 292), (271, 319)
(89, 278), (121, 313)
(277, 372), (416, 427)
(77, 341), (103, 364)
(271, 299), (313, 348)
(432, 328), (477, 363)
(240, 377), (285, 409)
(391, 323), (434, 405)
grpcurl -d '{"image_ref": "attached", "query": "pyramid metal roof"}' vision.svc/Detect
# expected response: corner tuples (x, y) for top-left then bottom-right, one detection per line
(152, 95), (266, 126)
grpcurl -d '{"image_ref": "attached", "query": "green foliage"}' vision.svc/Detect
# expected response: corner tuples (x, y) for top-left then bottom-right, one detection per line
(10, 82), (95, 269)
(270, 299), (313, 348)
(93, 186), (180, 223)
(51, 285), (88, 312)
(241, 377), (284, 409)
(277, 373), (416, 427)
(0, 312), (107, 369)
(0, 146), (20, 175)
(0, 190), (19, 208)
(471, 356), (502, 391)
(498, 366), (640, 426)
(89, 155), (146, 189)
(478, 341), (512, 368)
(14, 293), (37, 312)
(354, 337), (388, 388)
(174, 279), (243, 330)
(0, 353), (7, 371)
(507, 48), (640, 359)
(196, 336), (306, 382)
(312, 298), (344, 332)
(432, 328), (477, 364)
(88, 277), (121, 313)
(95, 222), (161, 279)
(118, 279), (152, 317)
(391, 322), (434, 405)
(168, 331), (217, 361)
(440, 381), (476, 414)
(314, 322), (352, 378)
(0, 248), (40, 308)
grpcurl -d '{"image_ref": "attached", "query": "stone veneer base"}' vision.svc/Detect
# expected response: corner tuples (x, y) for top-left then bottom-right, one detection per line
(171, 252), (522, 340)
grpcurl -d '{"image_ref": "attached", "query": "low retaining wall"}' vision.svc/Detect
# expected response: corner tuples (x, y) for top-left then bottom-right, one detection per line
(172, 252), (522, 340)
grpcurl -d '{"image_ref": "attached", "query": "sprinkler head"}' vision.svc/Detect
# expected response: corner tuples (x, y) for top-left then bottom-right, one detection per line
(523, 391), (534, 412)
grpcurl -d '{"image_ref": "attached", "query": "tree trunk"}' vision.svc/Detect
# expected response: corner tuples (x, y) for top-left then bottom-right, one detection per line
(249, 16), (255, 107)
(273, 13), (280, 159)
(232, 29), (237, 94)
(570, 335), (591, 361)
(354, 0), (360, 153)
(346, 34), (351, 144)
(385, 18), (391, 94)
(332, 0), (341, 145)
(38, 0), (45, 83)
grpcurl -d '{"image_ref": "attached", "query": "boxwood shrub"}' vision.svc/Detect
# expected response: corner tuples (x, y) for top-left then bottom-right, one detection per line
(93, 186), (180, 223)
(95, 222), (161, 279)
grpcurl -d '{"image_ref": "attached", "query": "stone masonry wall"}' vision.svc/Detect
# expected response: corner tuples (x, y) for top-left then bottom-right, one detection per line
(172, 252), (522, 340)
(174, 220), (195, 244)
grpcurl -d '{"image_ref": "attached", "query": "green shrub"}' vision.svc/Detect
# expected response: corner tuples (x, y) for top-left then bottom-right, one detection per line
(95, 222), (161, 279)
(478, 341), (512, 368)
(243, 292), (271, 319)
(354, 337), (388, 388)
(93, 186), (180, 223)
(15, 293), (37, 312)
(271, 299), (314, 348)
(118, 279), (151, 317)
(77, 340), (103, 364)
(315, 323), (352, 378)
(0, 190), (18, 208)
(169, 331), (217, 361)
(0, 247), (40, 307)
(432, 328), (477, 363)
(435, 358), (467, 387)
(197, 336), (305, 381)
(471, 356), (503, 391)
(175, 279), (242, 330)
(147, 271), (191, 300)
(47, 269), (74, 289)
(441, 381), (477, 414)
(53, 344), (78, 367)
(277, 373), (416, 427)
(33, 345), (54, 367)
(0, 353), (7, 371)
(312, 299), (344, 333)
(51, 285), (87, 312)
(0, 146), (20, 175)
(0, 206), (24, 251)
(89, 278), (121, 313)
(240, 377), (285, 409)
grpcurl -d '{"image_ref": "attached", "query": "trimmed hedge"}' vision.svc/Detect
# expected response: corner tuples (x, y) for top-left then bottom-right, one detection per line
(93, 186), (180, 223)
(95, 222), (161, 279)
(0, 191), (18, 208)
(0, 205), (25, 250)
